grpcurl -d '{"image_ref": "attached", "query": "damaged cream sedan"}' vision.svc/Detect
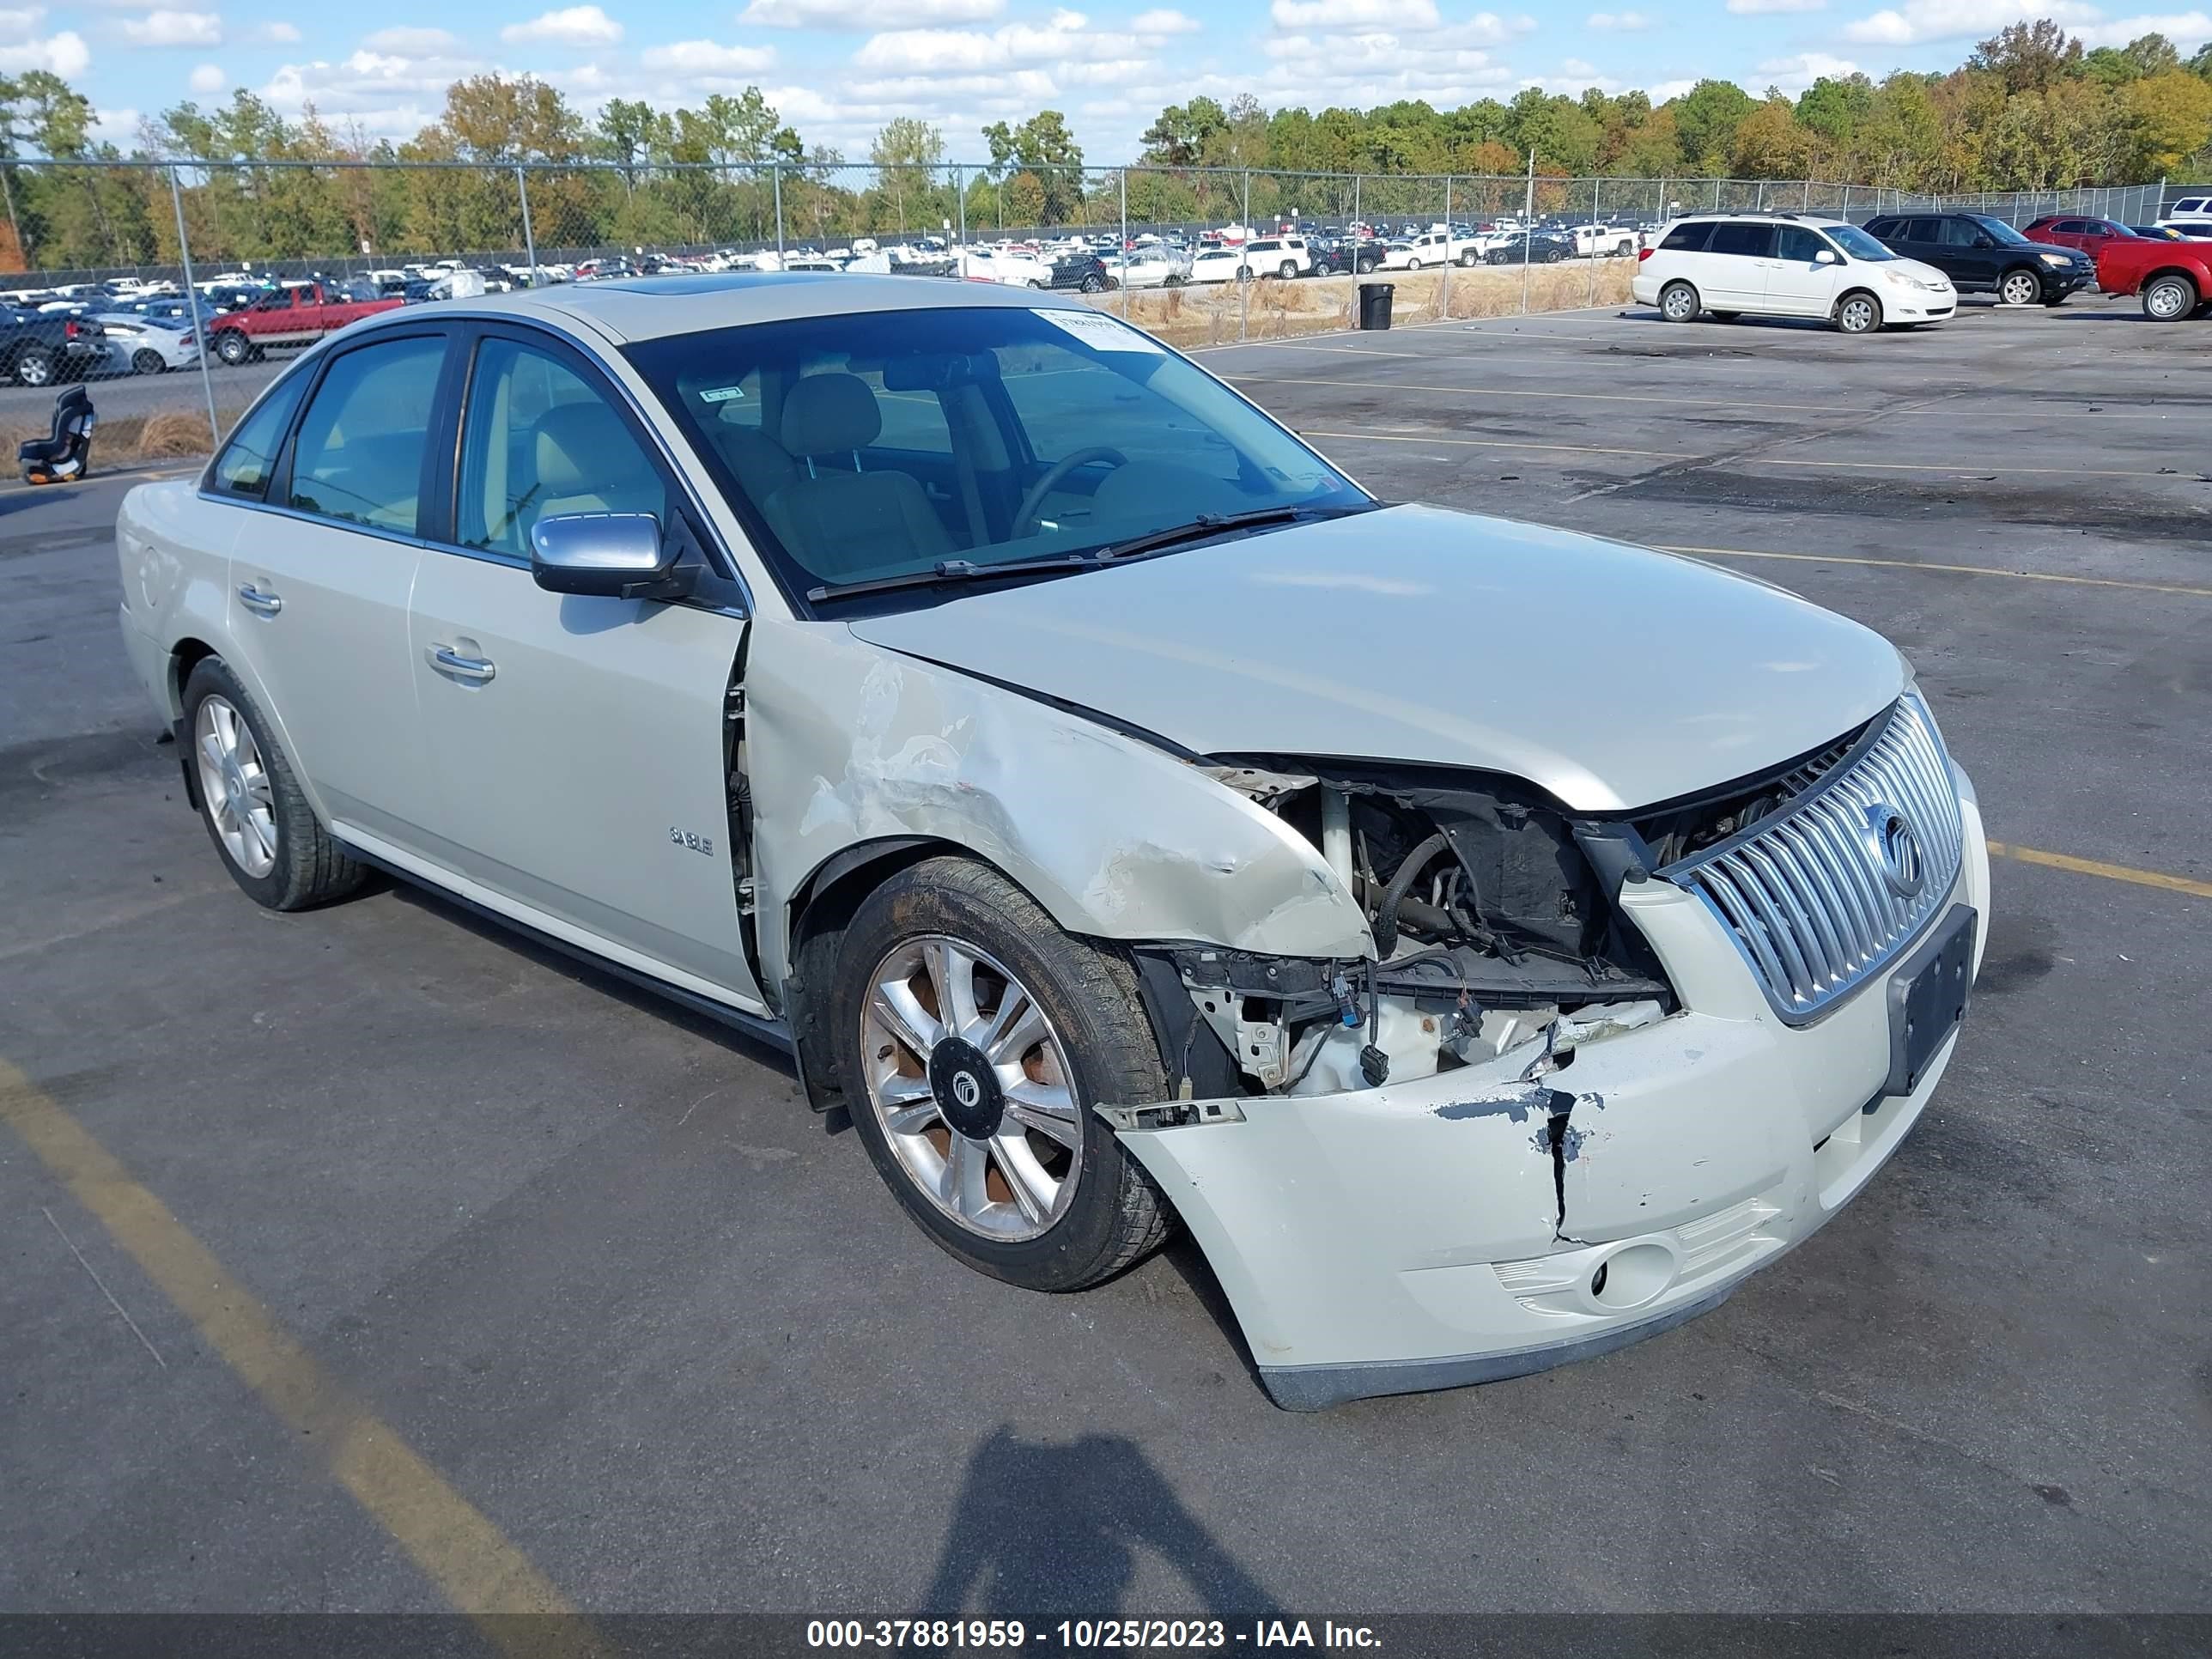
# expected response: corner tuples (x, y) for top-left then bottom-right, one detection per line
(116, 274), (1990, 1408)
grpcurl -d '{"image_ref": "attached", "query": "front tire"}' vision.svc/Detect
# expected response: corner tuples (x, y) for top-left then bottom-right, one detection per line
(1835, 289), (1883, 334)
(1659, 280), (1700, 322)
(182, 658), (368, 911)
(1997, 268), (2042, 307)
(833, 856), (1174, 1291)
(1278, 259), (1297, 279)
(132, 348), (166, 375)
(1079, 273), (1104, 293)
(2142, 272), (2197, 320)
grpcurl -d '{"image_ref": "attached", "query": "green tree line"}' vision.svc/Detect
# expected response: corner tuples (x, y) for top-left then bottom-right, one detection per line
(3, 17), (2207, 273)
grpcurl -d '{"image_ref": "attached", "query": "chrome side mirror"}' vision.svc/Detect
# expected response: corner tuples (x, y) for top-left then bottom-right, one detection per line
(528, 511), (690, 601)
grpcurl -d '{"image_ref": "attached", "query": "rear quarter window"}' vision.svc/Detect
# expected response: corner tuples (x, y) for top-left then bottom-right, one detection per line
(1660, 222), (1714, 252)
(209, 373), (309, 501)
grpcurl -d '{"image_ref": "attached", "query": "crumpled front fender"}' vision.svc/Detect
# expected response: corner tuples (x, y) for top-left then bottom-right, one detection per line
(744, 623), (1373, 991)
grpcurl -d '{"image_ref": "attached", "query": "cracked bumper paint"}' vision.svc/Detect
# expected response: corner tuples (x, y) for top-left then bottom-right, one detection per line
(1115, 793), (1990, 1410)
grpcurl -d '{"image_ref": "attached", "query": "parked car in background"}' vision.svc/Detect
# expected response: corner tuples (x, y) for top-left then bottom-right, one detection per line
(1046, 252), (1116, 294)
(2129, 225), (2199, 241)
(1387, 230), (1484, 269)
(1240, 235), (1314, 278)
(2154, 193), (2212, 234)
(1568, 222), (1641, 258)
(1108, 247), (1189, 288)
(2023, 215), (2143, 260)
(1307, 234), (1381, 276)
(1861, 211), (2093, 306)
(1636, 214), (1952, 333)
(205, 280), (404, 365)
(2093, 233), (2212, 319)
(92, 313), (199, 374)
(1188, 245), (1250, 283)
(954, 247), (1053, 289)
(1485, 231), (1576, 265)
(1, 307), (108, 386)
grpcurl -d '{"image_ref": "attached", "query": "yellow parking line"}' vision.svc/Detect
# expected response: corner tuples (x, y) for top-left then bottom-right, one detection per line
(0, 1060), (595, 1654)
(1656, 544), (2212, 600)
(1300, 428), (1680, 459)
(1986, 842), (2212, 900)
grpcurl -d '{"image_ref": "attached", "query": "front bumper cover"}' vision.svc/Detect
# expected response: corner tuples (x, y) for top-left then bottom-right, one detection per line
(1110, 793), (1991, 1410)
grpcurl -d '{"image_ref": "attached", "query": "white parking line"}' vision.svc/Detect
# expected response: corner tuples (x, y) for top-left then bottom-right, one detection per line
(1300, 428), (1680, 459)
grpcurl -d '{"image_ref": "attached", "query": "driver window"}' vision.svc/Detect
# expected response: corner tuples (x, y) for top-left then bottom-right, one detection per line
(1775, 226), (1822, 262)
(1941, 219), (1984, 246)
(455, 336), (670, 557)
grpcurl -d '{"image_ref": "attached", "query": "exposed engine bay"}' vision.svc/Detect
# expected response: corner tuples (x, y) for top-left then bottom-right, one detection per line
(1138, 759), (1685, 1105)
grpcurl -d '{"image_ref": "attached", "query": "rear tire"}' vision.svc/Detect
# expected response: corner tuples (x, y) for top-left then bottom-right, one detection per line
(1278, 259), (1297, 279)
(1659, 280), (1700, 322)
(2142, 272), (2197, 320)
(181, 657), (368, 911)
(131, 348), (166, 374)
(13, 344), (53, 386)
(832, 856), (1174, 1292)
(214, 330), (250, 365)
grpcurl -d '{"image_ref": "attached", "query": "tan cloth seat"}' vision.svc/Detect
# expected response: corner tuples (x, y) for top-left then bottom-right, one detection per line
(532, 401), (665, 521)
(761, 373), (951, 577)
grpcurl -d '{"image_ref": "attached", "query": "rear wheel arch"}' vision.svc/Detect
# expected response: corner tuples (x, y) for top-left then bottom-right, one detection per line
(167, 636), (220, 720)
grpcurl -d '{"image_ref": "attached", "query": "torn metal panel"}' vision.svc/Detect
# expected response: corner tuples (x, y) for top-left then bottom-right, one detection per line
(744, 623), (1373, 991)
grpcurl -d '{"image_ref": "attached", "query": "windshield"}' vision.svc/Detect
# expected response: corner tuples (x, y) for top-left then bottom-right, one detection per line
(1967, 215), (2033, 246)
(1824, 224), (1895, 262)
(624, 304), (1370, 609)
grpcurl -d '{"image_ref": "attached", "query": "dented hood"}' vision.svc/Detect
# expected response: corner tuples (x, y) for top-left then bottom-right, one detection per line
(845, 503), (1905, 812)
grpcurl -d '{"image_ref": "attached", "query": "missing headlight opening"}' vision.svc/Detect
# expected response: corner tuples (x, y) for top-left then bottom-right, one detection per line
(1161, 760), (1680, 1100)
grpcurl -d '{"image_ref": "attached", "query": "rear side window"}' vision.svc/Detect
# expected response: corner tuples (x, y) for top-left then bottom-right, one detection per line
(2174, 198), (2207, 213)
(1660, 221), (1714, 252)
(285, 334), (447, 534)
(1708, 222), (1776, 258)
(210, 373), (308, 501)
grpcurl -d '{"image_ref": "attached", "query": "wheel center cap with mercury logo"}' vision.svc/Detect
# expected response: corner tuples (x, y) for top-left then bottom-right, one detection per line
(1864, 801), (1925, 899)
(928, 1038), (1004, 1139)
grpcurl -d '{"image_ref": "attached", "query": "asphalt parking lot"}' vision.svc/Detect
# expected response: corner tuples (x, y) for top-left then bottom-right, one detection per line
(3, 290), (2209, 1627)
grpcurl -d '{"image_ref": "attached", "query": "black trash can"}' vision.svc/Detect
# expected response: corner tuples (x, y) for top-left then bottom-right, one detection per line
(1358, 281), (1395, 331)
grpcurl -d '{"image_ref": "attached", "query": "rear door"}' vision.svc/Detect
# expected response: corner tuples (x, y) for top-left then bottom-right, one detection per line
(1703, 220), (1776, 309)
(225, 327), (450, 849)
(404, 323), (763, 1007)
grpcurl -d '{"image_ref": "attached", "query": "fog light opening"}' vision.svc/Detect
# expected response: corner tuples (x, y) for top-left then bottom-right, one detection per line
(1589, 1243), (1674, 1310)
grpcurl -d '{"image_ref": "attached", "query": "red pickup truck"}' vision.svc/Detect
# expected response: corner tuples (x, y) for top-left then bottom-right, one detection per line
(206, 282), (403, 366)
(2094, 236), (2212, 320)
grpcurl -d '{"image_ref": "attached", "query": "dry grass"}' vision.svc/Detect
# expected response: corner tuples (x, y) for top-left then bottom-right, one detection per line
(1099, 254), (1638, 347)
(136, 407), (224, 459)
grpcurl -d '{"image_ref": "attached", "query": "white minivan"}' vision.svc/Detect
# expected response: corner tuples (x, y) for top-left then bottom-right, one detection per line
(1632, 212), (1954, 334)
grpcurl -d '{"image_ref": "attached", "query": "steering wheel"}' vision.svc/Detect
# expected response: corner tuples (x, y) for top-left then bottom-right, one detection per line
(1014, 447), (1127, 535)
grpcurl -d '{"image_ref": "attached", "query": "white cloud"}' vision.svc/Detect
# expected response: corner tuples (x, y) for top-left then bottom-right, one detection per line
(1841, 0), (2094, 45)
(262, 41), (484, 137)
(638, 38), (779, 73)
(1131, 7), (1200, 30)
(359, 26), (462, 54)
(88, 104), (139, 145)
(187, 58), (223, 88)
(0, 26), (87, 73)
(500, 5), (623, 46)
(1726, 0), (1822, 10)
(1561, 54), (1598, 71)
(743, 0), (1003, 25)
(1270, 0), (1437, 26)
(0, 6), (45, 34)
(1585, 9), (1651, 26)
(119, 9), (222, 47)
(854, 11), (1153, 72)
(1648, 76), (1693, 97)
(1756, 48), (1857, 88)
(2075, 10), (2212, 46)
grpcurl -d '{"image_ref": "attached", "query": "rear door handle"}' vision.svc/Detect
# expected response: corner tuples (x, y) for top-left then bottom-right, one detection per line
(237, 582), (282, 617)
(428, 644), (496, 684)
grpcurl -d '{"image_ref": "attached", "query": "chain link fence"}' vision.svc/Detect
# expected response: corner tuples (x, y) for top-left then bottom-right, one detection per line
(0, 157), (2184, 461)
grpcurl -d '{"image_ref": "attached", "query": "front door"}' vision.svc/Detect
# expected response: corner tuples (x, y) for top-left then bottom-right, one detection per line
(228, 329), (451, 852)
(1765, 224), (1841, 317)
(405, 326), (763, 1008)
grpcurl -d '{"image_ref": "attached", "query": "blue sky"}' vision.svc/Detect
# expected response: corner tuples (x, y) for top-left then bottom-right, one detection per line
(15, 0), (2212, 161)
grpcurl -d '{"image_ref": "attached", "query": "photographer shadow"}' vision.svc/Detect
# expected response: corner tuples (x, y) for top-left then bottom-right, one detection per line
(921, 1426), (1284, 1621)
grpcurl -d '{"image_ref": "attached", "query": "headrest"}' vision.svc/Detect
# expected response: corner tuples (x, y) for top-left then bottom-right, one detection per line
(533, 401), (634, 495)
(780, 372), (881, 458)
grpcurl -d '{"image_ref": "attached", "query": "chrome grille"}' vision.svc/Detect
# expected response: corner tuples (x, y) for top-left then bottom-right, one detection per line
(1662, 696), (1964, 1023)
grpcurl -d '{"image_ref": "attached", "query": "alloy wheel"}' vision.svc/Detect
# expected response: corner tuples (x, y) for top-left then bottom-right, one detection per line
(194, 695), (278, 878)
(1662, 284), (1696, 321)
(2000, 270), (2039, 306)
(860, 936), (1084, 1241)
(1838, 295), (1879, 333)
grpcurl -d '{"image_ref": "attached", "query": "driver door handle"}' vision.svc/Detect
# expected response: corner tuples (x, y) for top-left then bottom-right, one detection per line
(427, 644), (496, 684)
(237, 583), (283, 617)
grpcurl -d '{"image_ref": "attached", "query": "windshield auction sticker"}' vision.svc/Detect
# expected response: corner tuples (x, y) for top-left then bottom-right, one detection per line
(1036, 309), (1166, 355)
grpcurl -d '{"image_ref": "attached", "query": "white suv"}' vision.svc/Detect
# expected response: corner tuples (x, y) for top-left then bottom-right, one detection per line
(1240, 235), (1312, 278)
(2156, 193), (2212, 234)
(1632, 213), (1954, 334)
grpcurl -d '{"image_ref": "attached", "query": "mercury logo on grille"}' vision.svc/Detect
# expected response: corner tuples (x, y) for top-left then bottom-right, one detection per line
(1864, 801), (1926, 899)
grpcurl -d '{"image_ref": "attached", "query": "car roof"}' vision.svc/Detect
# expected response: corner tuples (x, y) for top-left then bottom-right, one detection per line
(360, 270), (1091, 346)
